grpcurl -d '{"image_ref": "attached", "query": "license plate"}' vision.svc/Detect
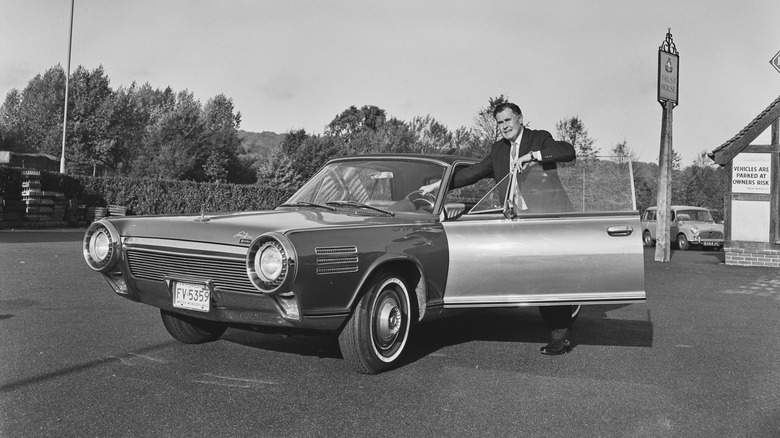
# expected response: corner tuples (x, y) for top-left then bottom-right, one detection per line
(173, 282), (210, 312)
(701, 241), (720, 246)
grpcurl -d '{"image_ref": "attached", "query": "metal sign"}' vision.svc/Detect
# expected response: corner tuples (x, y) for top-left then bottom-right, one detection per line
(732, 153), (772, 194)
(771, 50), (780, 75)
(657, 29), (679, 105)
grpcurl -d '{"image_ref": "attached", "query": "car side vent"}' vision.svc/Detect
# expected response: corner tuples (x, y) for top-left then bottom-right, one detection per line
(315, 246), (358, 274)
(315, 246), (357, 255)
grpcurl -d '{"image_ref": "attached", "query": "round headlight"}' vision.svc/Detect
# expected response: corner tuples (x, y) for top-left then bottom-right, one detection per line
(83, 221), (121, 272)
(90, 229), (111, 261)
(257, 242), (284, 282)
(246, 233), (296, 293)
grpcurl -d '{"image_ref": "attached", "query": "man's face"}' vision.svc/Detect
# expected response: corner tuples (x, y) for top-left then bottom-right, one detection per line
(495, 108), (523, 142)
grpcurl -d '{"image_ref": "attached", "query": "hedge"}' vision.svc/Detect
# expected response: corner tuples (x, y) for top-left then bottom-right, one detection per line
(0, 167), (296, 216)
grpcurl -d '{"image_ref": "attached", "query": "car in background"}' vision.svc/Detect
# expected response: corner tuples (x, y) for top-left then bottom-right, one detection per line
(641, 205), (724, 251)
(83, 154), (646, 374)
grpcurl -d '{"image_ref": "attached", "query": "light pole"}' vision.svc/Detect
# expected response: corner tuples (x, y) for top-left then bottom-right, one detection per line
(60, 0), (74, 174)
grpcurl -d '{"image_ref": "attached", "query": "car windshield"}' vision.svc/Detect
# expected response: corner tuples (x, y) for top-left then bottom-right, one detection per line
(285, 159), (447, 213)
(677, 209), (714, 222)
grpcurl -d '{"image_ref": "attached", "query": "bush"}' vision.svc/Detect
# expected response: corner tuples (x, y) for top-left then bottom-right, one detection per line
(0, 167), (23, 198)
(75, 176), (296, 215)
(0, 167), (295, 215)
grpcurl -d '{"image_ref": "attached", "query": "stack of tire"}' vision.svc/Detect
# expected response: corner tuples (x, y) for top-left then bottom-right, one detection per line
(76, 203), (86, 222)
(21, 169), (52, 222)
(86, 206), (107, 222)
(65, 199), (78, 222)
(107, 204), (127, 217)
(49, 192), (67, 222)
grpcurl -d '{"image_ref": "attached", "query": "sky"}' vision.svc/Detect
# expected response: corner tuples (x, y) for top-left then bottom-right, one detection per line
(2, 0), (780, 165)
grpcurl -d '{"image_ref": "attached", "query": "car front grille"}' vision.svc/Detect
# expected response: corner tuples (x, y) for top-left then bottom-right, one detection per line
(126, 249), (257, 294)
(698, 231), (723, 239)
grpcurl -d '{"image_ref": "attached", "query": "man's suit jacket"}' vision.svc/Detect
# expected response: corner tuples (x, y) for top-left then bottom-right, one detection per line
(452, 128), (576, 212)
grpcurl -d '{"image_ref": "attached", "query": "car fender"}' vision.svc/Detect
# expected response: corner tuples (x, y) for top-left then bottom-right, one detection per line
(348, 253), (429, 322)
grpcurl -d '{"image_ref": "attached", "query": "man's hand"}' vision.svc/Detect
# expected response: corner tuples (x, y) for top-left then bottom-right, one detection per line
(518, 151), (540, 171)
(419, 180), (441, 195)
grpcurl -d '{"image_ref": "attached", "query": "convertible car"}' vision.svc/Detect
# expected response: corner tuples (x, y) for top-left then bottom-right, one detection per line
(83, 154), (645, 373)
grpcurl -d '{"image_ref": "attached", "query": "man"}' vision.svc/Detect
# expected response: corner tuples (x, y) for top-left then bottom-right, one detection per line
(420, 102), (576, 355)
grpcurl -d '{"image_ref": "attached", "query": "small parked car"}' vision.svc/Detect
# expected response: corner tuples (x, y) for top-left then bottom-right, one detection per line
(83, 154), (646, 373)
(641, 205), (724, 250)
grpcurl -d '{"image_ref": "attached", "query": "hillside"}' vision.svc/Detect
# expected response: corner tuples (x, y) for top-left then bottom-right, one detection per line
(238, 130), (285, 154)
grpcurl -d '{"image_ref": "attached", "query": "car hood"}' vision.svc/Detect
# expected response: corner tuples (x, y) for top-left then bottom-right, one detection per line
(105, 209), (410, 246)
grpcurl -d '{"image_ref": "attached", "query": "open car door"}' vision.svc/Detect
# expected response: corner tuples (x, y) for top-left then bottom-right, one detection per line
(439, 160), (645, 308)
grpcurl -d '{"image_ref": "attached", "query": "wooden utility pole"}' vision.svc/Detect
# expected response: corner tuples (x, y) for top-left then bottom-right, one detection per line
(655, 29), (679, 262)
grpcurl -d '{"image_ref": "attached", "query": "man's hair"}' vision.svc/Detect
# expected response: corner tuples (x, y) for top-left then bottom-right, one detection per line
(492, 102), (522, 118)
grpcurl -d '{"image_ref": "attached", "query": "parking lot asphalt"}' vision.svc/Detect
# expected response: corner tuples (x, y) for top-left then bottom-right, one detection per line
(1, 229), (779, 437)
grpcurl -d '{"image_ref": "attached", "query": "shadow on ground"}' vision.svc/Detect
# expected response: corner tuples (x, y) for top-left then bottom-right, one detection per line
(220, 304), (653, 368)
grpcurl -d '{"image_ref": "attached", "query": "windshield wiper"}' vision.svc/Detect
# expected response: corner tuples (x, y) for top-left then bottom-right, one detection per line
(278, 201), (336, 211)
(326, 201), (395, 217)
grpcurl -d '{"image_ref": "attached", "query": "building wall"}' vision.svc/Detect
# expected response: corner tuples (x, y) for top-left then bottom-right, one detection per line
(725, 246), (780, 268)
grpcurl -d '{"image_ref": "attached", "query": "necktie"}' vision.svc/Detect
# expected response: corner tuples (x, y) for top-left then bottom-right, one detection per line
(505, 141), (527, 217)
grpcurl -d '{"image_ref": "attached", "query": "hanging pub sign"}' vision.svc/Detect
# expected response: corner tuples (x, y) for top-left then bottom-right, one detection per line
(658, 29), (679, 104)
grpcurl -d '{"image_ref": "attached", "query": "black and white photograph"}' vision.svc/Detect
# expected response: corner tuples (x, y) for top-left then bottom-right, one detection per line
(1, 1), (779, 437)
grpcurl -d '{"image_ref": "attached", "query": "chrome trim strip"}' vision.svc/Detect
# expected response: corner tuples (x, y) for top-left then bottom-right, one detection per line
(444, 291), (646, 306)
(123, 237), (246, 256)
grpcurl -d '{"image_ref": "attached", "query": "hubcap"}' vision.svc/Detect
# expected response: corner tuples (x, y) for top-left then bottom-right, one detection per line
(375, 294), (402, 351)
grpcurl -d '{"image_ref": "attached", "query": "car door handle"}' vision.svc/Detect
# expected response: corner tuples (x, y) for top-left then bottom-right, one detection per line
(607, 226), (633, 237)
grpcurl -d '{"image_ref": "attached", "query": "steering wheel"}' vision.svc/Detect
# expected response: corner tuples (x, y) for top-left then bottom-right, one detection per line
(405, 190), (436, 211)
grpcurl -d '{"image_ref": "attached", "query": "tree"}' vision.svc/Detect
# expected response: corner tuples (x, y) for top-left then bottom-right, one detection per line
(375, 117), (415, 154)
(472, 94), (509, 147)
(409, 115), (452, 154)
(200, 94), (244, 182)
(0, 65), (67, 155)
(0, 89), (28, 152)
(131, 90), (205, 180)
(677, 150), (726, 220)
(326, 105), (386, 138)
(555, 116), (599, 159)
(256, 129), (331, 190)
(610, 139), (637, 163)
(66, 65), (116, 175)
(105, 83), (151, 175)
(632, 161), (659, 215)
(120, 83), (176, 176)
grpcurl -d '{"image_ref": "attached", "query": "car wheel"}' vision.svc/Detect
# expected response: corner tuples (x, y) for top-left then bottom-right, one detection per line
(642, 231), (655, 247)
(160, 309), (227, 344)
(676, 234), (690, 251)
(571, 305), (582, 323)
(339, 272), (412, 374)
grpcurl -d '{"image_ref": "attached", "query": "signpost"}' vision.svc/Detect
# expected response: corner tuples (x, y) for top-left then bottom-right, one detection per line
(655, 29), (679, 262)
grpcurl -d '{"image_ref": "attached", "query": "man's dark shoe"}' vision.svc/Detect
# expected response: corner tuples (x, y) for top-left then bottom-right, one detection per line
(540, 339), (572, 355)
